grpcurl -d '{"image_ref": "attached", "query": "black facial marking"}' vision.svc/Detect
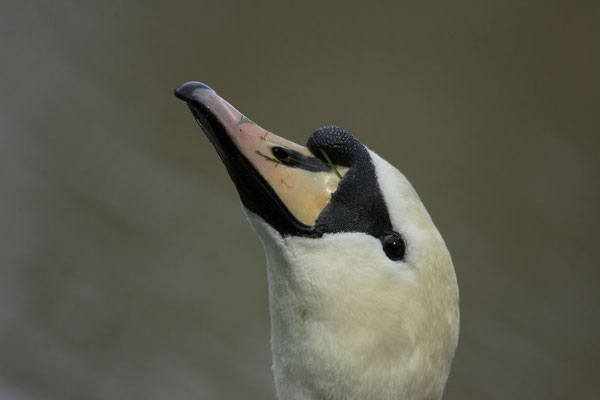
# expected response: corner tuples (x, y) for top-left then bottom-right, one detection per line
(307, 126), (395, 244)
(271, 146), (330, 172)
(175, 83), (401, 254)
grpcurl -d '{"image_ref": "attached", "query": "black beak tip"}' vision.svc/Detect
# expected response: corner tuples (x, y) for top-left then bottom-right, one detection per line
(174, 81), (213, 102)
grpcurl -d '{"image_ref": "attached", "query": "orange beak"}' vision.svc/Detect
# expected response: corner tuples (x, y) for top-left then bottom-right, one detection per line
(175, 82), (346, 235)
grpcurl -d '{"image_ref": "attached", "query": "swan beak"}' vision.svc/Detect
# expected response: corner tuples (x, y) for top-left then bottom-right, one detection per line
(175, 81), (345, 234)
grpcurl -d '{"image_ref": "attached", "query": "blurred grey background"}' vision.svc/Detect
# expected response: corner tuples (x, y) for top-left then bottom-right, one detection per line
(1, 1), (598, 399)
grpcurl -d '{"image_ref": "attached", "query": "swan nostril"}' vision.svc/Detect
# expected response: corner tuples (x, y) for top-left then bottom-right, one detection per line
(272, 146), (291, 161)
(268, 146), (331, 173)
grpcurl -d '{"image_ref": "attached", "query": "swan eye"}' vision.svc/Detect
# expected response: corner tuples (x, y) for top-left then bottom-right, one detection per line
(381, 233), (406, 261)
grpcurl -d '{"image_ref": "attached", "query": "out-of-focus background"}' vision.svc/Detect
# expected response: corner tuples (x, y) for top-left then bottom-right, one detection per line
(1, 1), (598, 399)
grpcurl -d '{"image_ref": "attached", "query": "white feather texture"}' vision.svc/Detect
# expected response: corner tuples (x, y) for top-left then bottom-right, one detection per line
(244, 150), (459, 400)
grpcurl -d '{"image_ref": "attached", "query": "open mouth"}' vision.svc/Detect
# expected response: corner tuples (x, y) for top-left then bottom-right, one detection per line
(174, 81), (346, 237)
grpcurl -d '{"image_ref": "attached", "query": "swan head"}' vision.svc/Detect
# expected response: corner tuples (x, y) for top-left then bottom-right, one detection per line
(175, 82), (459, 400)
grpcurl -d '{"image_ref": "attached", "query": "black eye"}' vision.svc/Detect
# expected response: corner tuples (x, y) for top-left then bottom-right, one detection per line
(272, 146), (291, 161)
(381, 233), (406, 261)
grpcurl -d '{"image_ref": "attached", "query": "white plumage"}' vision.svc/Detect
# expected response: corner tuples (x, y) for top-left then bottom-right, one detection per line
(246, 152), (459, 400)
(175, 81), (459, 400)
